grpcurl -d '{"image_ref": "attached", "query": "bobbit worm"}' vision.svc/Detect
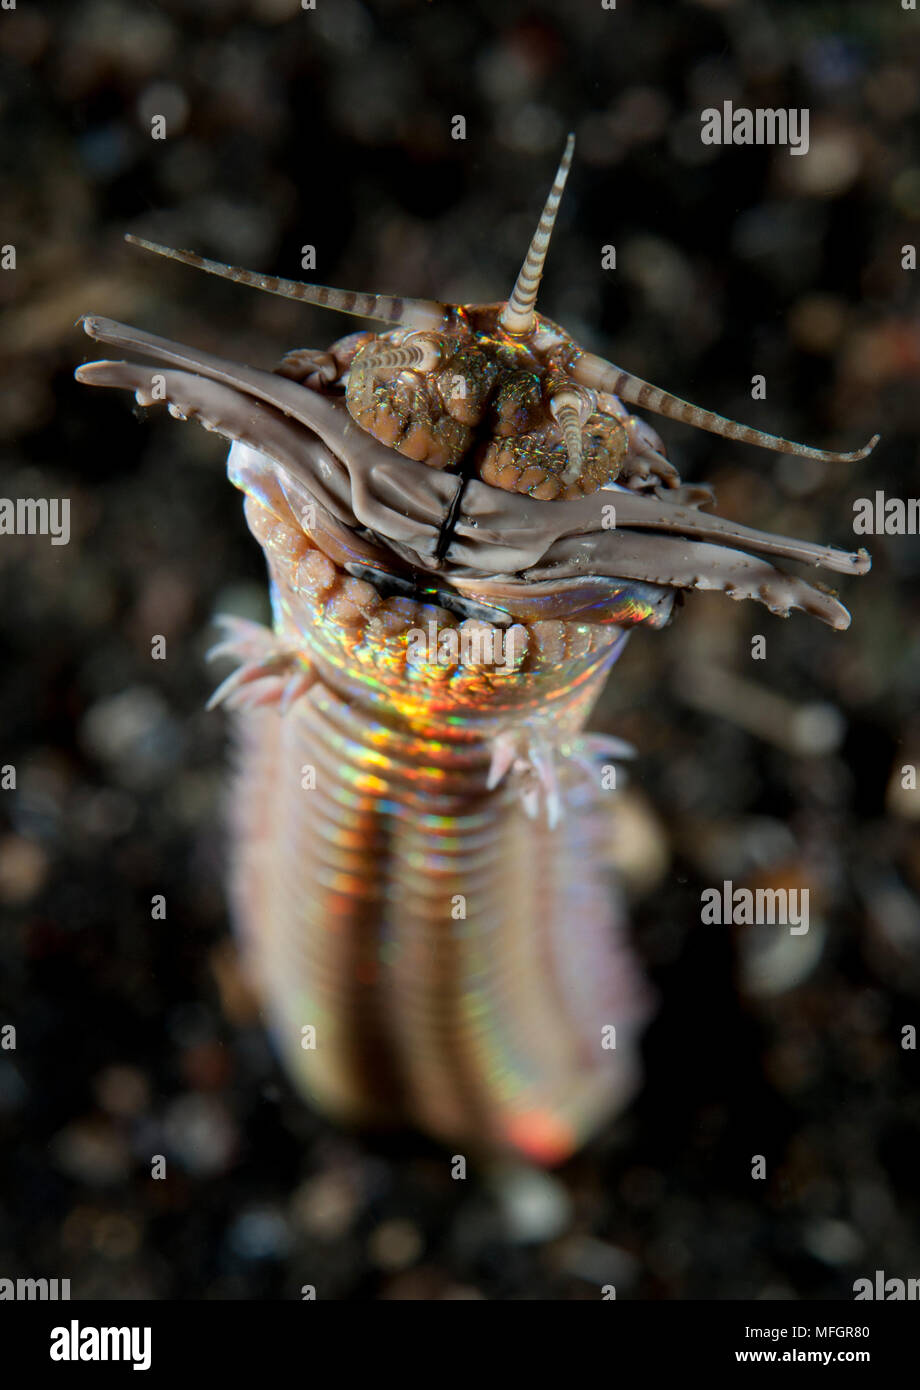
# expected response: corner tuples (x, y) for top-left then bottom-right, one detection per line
(76, 136), (876, 1166)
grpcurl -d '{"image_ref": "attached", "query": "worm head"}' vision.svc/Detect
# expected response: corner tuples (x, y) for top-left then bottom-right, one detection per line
(340, 324), (630, 499)
(335, 134), (631, 499)
(79, 135), (876, 632)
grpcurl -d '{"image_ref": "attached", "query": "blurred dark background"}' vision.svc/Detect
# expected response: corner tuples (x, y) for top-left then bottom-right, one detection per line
(0, 0), (918, 1299)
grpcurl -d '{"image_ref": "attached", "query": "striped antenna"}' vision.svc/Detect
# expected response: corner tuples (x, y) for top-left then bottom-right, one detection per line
(555, 401), (585, 484)
(124, 236), (448, 331)
(549, 384), (593, 485)
(351, 335), (444, 375)
(571, 351), (880, 463)
(498, 133), (575, 337)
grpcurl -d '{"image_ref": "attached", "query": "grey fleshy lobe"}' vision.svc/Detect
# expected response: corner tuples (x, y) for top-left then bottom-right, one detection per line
(76, 316), (870, 629)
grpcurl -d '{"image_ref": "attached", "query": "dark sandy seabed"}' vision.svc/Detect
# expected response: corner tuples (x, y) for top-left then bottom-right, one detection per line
(0, 0), (918, 1299)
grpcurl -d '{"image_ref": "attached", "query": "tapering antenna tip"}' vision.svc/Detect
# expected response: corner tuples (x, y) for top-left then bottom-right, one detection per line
(834, 432), (880, 462)
(498, 133), (577, 337)
(555, 133), (575, 181)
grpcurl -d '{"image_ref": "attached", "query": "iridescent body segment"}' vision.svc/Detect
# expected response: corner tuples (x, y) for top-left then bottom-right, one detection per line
(228, 481), (652, 1161)
(76, 136), (875, 1163)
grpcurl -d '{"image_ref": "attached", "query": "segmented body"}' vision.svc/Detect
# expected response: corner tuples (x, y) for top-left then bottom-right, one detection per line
(229, 520), (651, 1160)
(77, 136), (875, 1164)
(222, 445), (662, 1161)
